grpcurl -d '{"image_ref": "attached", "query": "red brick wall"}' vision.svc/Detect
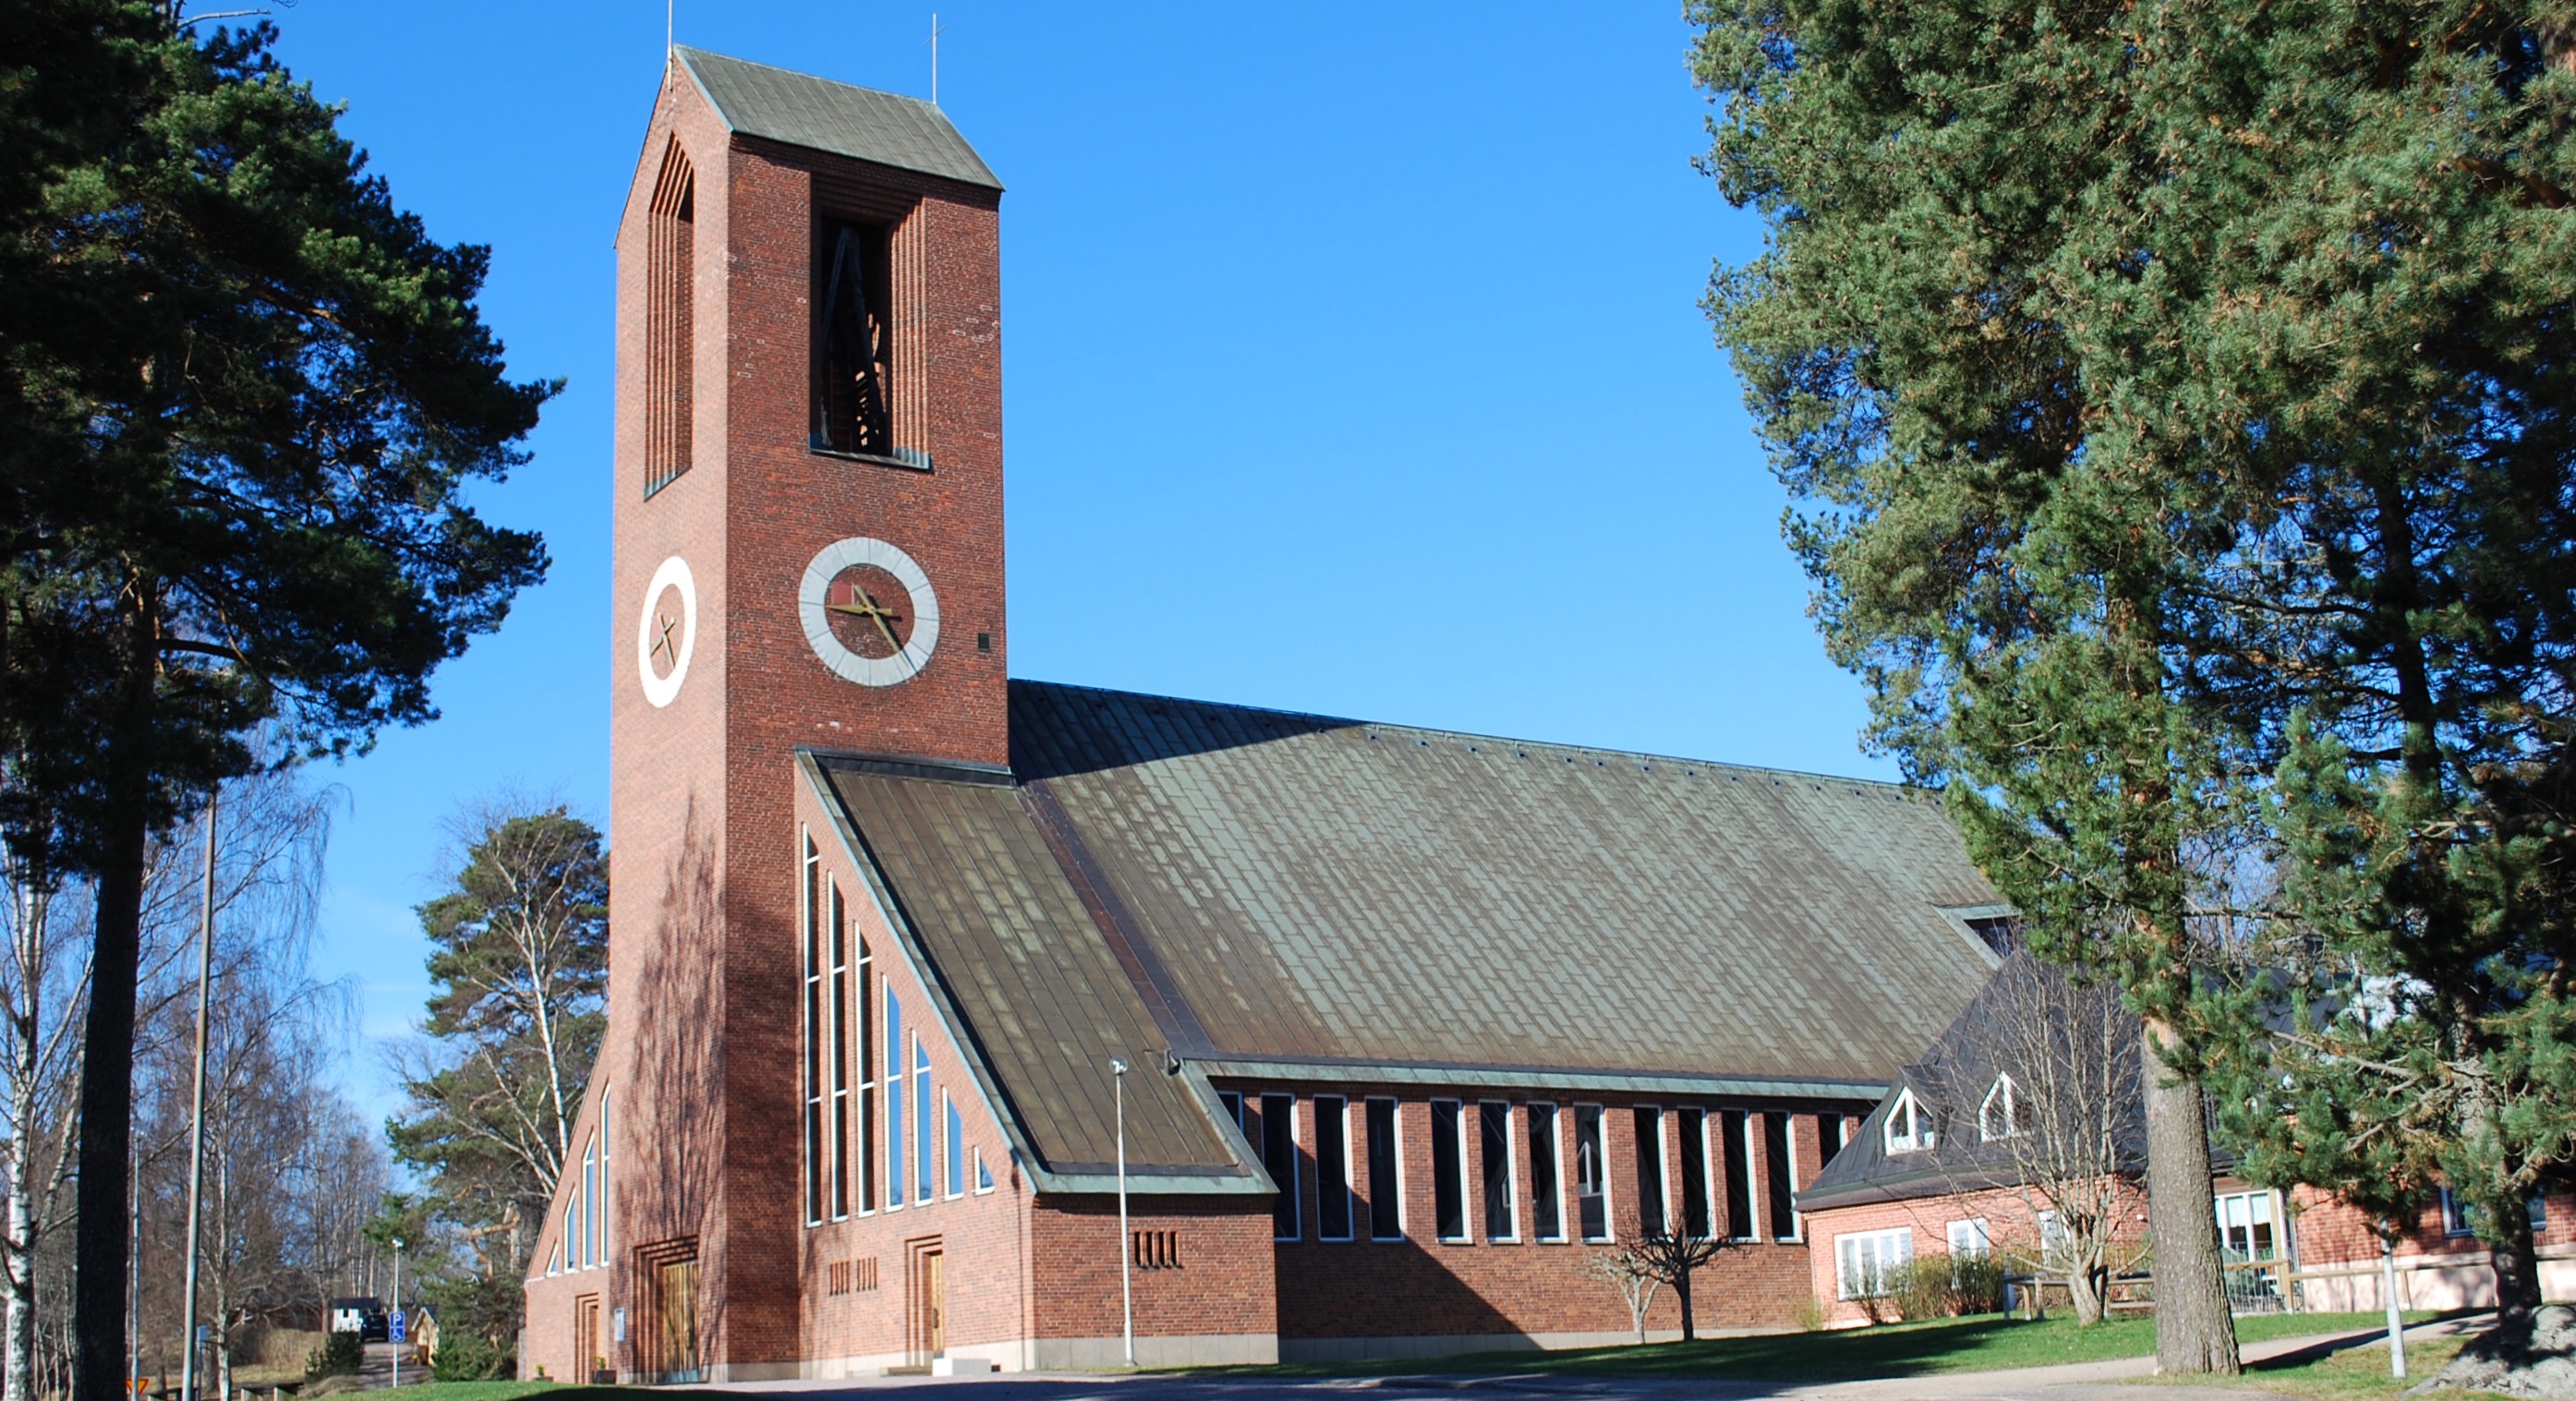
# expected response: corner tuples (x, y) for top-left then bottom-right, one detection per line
(1801, 1180), (2150, 1329)
(1244, 1088), (1848, 1346)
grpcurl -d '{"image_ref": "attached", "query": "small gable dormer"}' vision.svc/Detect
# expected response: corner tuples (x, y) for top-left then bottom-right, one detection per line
(1882, 1086), (1935, 1154)
(1978, 1072), (2030, 1141)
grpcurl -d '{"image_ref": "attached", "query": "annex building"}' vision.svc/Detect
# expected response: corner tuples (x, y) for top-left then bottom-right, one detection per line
(519, 48), (2011, 1378)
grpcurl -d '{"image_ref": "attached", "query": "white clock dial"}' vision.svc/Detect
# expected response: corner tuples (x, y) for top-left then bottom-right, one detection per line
(635, 555), (697, 708)
(799, 537), (938, 686)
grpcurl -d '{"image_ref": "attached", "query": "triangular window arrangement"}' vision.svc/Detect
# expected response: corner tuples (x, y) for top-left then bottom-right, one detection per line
(1979, 1074), (2029, 1141)
(1882, 1087), (1935, 1153)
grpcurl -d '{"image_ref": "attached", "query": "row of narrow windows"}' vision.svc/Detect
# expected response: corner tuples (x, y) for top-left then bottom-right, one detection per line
(547, 1089), (611, 1276)
(642, 140), (930, 500)
(802, 833), (994, 1229)
(1221, 1093), (1846, 1247)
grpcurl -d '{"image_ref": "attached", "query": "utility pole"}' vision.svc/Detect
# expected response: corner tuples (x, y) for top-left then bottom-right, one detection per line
(1109, 1057), (1131, 1367)
(929, 13), (944, 105)
(176, 793), (218, 1401)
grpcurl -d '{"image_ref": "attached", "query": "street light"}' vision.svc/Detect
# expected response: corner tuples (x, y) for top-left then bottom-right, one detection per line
(1108, 1056), (1131, 1367)
(391, 1237), (405, 1389)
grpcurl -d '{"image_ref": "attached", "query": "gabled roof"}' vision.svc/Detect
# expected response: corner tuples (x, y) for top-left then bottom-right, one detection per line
(811, 681), (2005, 1190)
(1797, 951), (2147, 1212)
(672, 47), (1001, 190)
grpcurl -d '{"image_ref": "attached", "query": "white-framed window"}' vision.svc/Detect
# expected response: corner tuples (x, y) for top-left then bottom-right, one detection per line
(1479, 1102), (1518, 1242)
(1529, 1102), (1564, 1241)
(1835, 1228), (1911, 1298)
(944, 1092), (966, 1199)
(1365, 1097), (1404, 1240)
(913, 1035), (933, 1206)
(599, 1087), (612, 1262)
(1634, 1106), (1670, 1238)
(885, 987), (906, 1209)
(1883, 1088), (1934, 1154)
(1978, 1074), (2027, 1142)
(1431, 1100), (1469, 1242)
(1574, 1104), (1612, 1241)
(974, 1146), (996, 1194)
(1947, 1217), (1991, 1259)
(2438, 1187), (2548, 1239)
(1257, 1093), (1301, 1240)
(1316, 1096), (1355, 1240)
(2216, 1190), (2278, 1259)
(2037, 1209), (2071, 1266)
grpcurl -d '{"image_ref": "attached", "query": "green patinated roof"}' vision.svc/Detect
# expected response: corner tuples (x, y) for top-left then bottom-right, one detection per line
(812, 681), (2004, 1181)
(674, 47), (1001, 190)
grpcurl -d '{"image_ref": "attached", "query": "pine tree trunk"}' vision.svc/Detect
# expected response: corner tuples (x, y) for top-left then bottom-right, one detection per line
(2143, 1018), (2240, 1375)
(72, 593), (159, 1401)
(2485, 1192), (2544, 1330)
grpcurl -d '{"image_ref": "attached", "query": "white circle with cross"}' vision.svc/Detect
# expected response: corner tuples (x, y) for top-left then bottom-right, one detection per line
(799, 536), (939, 686)
(635, 555), (697, 708)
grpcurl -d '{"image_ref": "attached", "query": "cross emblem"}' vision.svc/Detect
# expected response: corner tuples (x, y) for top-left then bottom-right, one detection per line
(827, 576), (906, 657)
(648, 610), (680, 670)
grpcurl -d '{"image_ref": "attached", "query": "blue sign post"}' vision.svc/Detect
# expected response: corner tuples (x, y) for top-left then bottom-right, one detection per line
(391, 1310), (407, 1345)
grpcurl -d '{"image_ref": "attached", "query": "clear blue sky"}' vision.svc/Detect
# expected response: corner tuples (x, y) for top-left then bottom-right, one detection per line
(261, 1), (1895, 1121)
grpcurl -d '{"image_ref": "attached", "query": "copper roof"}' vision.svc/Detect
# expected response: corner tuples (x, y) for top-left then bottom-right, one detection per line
(674, 47), (1001, 190)
(809, 682), (2005, 1183)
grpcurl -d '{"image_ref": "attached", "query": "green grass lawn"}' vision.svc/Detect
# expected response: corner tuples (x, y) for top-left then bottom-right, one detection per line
(2131, 1327), (2465, 1401)
(1194, 1311), (2437, 1382)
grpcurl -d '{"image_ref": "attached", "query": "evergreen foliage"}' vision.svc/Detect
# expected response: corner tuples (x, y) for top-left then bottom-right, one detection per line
(1692, 0), (2576, 1347)
(0, 8), (552, 1397)
(390, 807), (608, 1358)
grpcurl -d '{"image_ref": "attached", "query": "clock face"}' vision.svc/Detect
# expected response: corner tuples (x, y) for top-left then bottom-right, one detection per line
(799, 537), (938, 686)
(635, 555), (697, 708)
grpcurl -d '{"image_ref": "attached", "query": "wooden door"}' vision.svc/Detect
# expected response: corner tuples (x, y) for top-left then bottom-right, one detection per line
(656, 1259), (699, 1380)
(910, 1248), (946, 1360)
(576, 1298), (600, 1377)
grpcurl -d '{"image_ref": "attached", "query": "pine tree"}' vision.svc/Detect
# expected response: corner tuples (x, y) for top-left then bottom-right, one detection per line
(0, 12), (552, 1398)
(1693, 0), (2576, 1353)
(390, 806), (608, 1358)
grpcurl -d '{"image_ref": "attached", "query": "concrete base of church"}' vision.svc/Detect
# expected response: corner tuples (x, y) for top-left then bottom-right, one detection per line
(1026, 1335), (1280, 1370)
(1279, 1326), (1788, 1363)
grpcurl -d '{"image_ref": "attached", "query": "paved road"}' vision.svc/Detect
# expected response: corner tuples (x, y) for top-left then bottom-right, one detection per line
(714, 1316), (2477, 1401)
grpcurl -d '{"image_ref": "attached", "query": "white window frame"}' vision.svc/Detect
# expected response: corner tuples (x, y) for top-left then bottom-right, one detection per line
(1480, 1101), (1519, 1243)
(973, 1145), (996, 1195)
(1312, 1095), (1355, 1241)
(1947, 1217), (1991, 1259)
(1778, 1114), (1802, 1242)
(1636, 1105), (1671, 1238)
(1574, 1103), (1614, 1242)
(944, 1091), (966, 1200)
(1430, 1099), (1470, 1242)
(1264, 1093), (1302, 1242)
(1978, 1074), (2024, 1142)
(1530, 1100), (1566, 1243)
(1883, 1087), (1935, 1154)
(1835, 1227), (1911, 1299)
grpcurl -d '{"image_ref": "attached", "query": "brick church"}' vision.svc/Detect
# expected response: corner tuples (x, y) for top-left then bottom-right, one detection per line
(518, 48), (2010, 1379)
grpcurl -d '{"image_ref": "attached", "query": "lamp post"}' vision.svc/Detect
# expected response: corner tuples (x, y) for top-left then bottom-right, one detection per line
(391, 1237), (405, 1388)
(1109, 1057), (1131, 1367)
(177, 794), (218, 1401)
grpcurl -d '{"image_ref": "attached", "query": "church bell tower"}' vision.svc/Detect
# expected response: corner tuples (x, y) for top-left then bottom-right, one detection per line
(599, 47), (1006, 1380)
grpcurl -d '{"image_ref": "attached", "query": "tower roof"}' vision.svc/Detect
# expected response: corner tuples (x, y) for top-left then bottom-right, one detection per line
(673, 46), (1002, 190)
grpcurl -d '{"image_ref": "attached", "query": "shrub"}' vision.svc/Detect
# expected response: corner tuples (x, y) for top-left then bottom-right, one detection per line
(1794, 1295), (1831, 1332)
(304, 1331), (362, 1381)
(1950, 1252), (2008, 1315)
(433, 1330), (509, 1382)
(1893, 1250), (1958, 1322)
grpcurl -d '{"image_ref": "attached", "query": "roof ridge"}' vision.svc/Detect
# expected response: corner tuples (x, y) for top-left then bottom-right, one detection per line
(673, 45), (941, 115)
(1011, 677), (1927, 795)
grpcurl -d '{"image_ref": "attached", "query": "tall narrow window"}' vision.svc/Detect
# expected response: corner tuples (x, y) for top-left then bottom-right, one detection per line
(1366, 1098), (1402, 1239)
(914, 1037), (934, 1206)
(1575, 1105), (1610, 1240)
(1261, 1093), (1300, 1239)
(1430, 1101), (1468, 1242)
(644, 143), (694, 496)
(1677, 1108), (1711, 1238)
(582, 1133), (599, 1265)
(856, 939), (876, 1212)
(1480, 1103), (1517, 1242)
(1315, 1096), (1353, 1240)
(813, 220), (896, 457)
(1634, 1106), (1667, 1237)
(886, 990), (906, 1207)
(945, 1093), (965, 1199)
(827, 880), (850, 1219)
(1529, 1102), (1563, 1241)
(1721, 1109), (1754, 1240)
(1820, 1111), (1846, 1166)
(599, 1088), (612, 1261)
(801, 836), (825, 1226)
(1766, 1115), (1799, 1240)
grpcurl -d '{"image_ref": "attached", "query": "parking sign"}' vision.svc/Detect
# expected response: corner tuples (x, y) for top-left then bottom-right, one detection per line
(390, 1311), (406, 1344)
